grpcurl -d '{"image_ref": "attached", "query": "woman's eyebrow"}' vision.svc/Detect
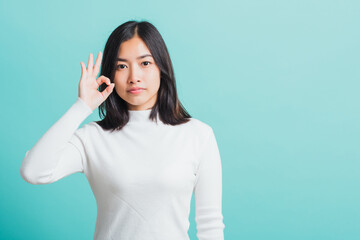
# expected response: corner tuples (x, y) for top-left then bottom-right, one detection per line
(117, 54), (153, 62)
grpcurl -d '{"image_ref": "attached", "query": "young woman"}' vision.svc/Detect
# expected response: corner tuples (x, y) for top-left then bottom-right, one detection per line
(20, 20), (225, 240)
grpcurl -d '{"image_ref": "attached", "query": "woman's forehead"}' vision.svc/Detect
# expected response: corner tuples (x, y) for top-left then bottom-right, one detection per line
(118, 37), (151, 57)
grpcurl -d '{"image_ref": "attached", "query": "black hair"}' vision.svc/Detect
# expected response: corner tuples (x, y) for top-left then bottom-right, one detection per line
(95, 20), (191, 132)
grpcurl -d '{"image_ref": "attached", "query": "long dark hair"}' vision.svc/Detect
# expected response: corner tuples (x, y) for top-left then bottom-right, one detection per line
(95, 20), (191, 132)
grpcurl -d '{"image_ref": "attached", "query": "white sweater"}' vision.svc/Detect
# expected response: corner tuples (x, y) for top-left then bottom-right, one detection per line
(20, 97), (225, 240)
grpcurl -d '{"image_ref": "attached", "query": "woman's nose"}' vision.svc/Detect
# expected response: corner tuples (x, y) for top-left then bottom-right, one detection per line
(128, 64), (141, 83)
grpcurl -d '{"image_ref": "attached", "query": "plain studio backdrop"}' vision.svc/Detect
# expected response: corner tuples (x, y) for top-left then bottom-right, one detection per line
(1, 0), (360, 239)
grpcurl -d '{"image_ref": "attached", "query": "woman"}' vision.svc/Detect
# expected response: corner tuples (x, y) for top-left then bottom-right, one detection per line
(20, 20), (225, 240)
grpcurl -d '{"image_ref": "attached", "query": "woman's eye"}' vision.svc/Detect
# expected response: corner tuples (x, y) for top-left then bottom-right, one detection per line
(142, 61), (151, 66)
(117, 64), (127, 69)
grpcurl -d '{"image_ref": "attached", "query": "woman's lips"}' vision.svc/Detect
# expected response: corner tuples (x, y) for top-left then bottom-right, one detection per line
(128, 89), (145, 94)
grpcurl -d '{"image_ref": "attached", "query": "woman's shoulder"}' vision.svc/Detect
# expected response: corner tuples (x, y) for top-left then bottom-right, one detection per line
(186, 117), (213, 136)
(76, 121), (103, 134)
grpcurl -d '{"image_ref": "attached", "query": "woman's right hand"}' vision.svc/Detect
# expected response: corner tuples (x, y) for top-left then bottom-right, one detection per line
(78, 52), (115, 111)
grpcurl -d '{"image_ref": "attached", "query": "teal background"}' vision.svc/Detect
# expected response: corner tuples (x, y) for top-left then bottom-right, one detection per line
(1, 0), (360, 239)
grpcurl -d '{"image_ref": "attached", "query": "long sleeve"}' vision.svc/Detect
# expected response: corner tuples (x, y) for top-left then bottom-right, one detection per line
(20, 97), (93, 185)
(193, 128), (225, 240)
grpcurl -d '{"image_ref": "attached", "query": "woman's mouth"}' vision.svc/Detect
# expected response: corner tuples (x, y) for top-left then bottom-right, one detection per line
(128, 89), (145, 94)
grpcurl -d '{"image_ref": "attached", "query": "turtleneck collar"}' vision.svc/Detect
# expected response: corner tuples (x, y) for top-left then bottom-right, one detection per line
(128, 108), (159, 123)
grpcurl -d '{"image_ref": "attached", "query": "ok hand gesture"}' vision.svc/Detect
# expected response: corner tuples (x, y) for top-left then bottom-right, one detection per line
(78, 52), (115, 111)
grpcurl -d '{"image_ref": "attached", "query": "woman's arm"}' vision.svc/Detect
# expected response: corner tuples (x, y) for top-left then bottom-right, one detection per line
(20, 52), (114, 185)
(193, 127), (225, 240)
(20, 97), (93, 184)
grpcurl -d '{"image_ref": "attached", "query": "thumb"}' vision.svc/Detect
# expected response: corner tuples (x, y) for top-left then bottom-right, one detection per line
(101, 83), (115, 99)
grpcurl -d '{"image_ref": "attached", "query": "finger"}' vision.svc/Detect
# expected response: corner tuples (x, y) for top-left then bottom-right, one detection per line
(93, 51), (102, 76)
(101, 83), (115, 99)
(87, 53), (93, 75)
(80, 62), (87, 80)
(96, 75), (111, 86)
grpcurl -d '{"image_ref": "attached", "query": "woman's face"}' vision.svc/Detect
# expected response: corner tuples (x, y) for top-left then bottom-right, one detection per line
(113, 35), (161, 111)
